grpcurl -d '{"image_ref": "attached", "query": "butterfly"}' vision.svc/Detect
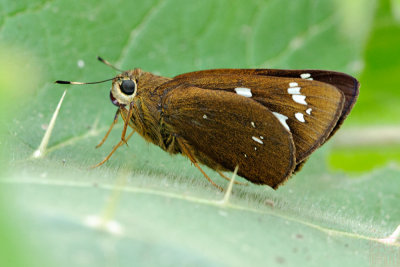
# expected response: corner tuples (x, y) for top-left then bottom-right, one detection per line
(57, 59), (359, 190)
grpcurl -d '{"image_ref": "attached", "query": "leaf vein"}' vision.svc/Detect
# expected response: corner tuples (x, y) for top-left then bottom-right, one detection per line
(2, 177), (399, 247)
(115, 0), (168, 67)
(259, 14), (337, 68)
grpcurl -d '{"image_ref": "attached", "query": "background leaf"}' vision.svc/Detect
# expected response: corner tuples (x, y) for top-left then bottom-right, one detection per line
(329, 0), (400, 172)
(1, 0), (399, 266)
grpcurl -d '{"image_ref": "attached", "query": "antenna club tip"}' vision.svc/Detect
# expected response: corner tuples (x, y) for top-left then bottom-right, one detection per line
(96, 56), (124, 72)
(55, 80), (71, 84)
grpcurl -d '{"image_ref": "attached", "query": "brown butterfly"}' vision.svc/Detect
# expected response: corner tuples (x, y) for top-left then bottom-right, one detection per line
(56, 58), (359, 190)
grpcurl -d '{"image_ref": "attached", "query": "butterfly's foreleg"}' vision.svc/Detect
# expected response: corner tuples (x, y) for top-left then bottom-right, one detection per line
(96, 108), (121, 148)
(91, 130), (135, 168)
(120, 102), (134, 146)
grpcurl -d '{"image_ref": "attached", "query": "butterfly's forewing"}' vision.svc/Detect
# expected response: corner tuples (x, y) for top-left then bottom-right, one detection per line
(161, 86), (296, 188)
(251, 69), (359, 138)
(165, 73), (345, 163)
(175, 69), (359, 139)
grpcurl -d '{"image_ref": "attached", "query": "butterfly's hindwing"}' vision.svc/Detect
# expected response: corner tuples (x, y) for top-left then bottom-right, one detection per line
(161, 85), (296, 188)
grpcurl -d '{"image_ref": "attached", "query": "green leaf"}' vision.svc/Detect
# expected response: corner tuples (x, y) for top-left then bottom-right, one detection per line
(349, 0), (400, 125)
(329, 0), (400, 171)
(2, 0), (399, 266)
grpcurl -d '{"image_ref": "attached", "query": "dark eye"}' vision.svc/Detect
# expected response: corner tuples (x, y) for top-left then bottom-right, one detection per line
(120, 80), (136, 95)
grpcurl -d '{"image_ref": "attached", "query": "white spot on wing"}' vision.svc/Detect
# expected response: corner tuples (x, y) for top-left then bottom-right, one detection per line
(288, 87), (301, 94)
(292, 95), (307, 105)
(254, 147), (257, 151)
(252, 136), (264, 144)
(272, 112), (290, 131)
(295, 112), (305, 122)
(306, 108), (312, 115)
(203, 114), (208, 119)
(251, 121), (256, 128)
(300, 73), (311, 79)
(289, 82), (298, 87)
(234, 87), (252, 97)
(260, 136), (264, 139)
(244, 154), (247, 158)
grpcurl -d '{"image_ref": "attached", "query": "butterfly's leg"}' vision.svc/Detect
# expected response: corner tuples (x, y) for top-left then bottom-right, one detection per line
(91, 130), (135, 168)
(96, 109), (120, 148)
(120, 102), (134, 146)
(176, 137), (223, 191)
(216, 170), (248, 186)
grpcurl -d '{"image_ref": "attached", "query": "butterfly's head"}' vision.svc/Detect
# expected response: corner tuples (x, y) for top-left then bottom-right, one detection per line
(54, 57), (143, 108)
(110, 68), (142, 107)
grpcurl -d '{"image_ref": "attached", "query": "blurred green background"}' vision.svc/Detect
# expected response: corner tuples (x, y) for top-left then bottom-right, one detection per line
(1, 0), (399, 266)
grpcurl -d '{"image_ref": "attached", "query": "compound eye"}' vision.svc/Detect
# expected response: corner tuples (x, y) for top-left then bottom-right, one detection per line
(120, 80), (136, 95)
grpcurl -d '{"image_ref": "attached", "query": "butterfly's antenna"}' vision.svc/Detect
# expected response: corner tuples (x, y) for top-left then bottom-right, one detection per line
(55, 78), (114, 85)
(97, 56), (125, 72)
(55, 57), (124, 85)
